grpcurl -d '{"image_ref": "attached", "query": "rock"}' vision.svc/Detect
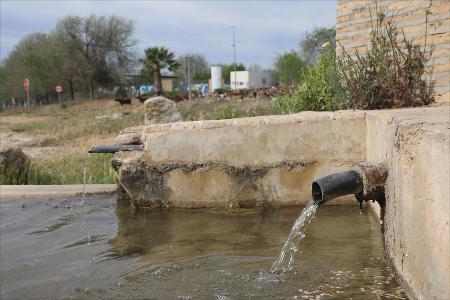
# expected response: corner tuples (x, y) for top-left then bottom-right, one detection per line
(115, 133), (142, 145)
(115, 125), (145, 145)
(0, 145), (29, 184)
(144, 96), (183, 125)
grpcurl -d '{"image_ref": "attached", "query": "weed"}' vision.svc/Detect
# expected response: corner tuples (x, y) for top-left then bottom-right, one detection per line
(337, 7), (434, 109)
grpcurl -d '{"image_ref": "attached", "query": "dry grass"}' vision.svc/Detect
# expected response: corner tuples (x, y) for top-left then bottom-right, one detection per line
(0, 97), (275, 184)
(1, 99), (145, 184)
(178, 96), (275, 120)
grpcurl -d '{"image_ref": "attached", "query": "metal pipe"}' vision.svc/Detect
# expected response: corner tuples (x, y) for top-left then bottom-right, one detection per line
(312, 170), (363, 205)
(88, 144), (143, 154)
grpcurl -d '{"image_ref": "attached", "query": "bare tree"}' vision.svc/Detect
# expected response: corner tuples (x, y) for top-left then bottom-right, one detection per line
(56, 15), (136, 99)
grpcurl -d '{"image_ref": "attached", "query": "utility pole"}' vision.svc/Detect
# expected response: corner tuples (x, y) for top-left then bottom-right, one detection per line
(230, 25), (237, 90)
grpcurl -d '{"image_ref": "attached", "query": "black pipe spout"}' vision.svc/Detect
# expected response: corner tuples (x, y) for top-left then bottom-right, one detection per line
(312, 162), (388, 206)
(88, 144), (143, 154)
(312, 170), (363, 205)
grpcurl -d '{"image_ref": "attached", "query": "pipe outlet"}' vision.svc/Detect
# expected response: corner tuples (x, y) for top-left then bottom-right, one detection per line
(88, 144), (143, 154)
(312, 162), (388, 206)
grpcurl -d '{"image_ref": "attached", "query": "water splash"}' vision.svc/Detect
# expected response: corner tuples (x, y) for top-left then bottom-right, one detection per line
(270, 200), (318, 274)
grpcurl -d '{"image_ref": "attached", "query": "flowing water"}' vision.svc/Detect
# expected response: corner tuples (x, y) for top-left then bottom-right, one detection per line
(0, 195), (406, 299)
(80, 153), (91, 245)
(270, 200), (318, 274)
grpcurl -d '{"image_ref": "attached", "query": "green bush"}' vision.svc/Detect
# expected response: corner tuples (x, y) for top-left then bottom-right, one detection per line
(213, 87), (229, 95)
(213, 107), (241, 119)
(274, 7), (434, 113)
(337, 11), (434, 109)
(273, 44), (342, 114)
(0, 161), (30, 184)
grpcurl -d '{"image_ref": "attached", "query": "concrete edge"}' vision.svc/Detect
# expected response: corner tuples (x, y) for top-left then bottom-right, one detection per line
(0, 184), (117, 201)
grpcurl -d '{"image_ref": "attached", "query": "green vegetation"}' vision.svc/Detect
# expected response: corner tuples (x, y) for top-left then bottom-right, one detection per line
(27, 154), (116, 184)
(141, 47), (180, 96)
(272, 51), (306, 87)
(337, 11), (434, 109)
(274, 44), (341, 113)
(0, 99), (144, 184)
(275, 8), (434, 114)
(177, 97), (275, 121)
(0, 161), (30, 185)
(299, 27), (336, 65)
(213, 107), (241, 119)
(0, 15), (136, 102)
(0, 153), (116, 185)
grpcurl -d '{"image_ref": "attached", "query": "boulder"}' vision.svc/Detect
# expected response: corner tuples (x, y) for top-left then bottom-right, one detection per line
(144, 96), (183, 125)
(0, 145), (29, 184)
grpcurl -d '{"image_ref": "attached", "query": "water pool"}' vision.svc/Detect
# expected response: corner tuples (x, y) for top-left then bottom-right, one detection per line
(0, 195), (405, 299)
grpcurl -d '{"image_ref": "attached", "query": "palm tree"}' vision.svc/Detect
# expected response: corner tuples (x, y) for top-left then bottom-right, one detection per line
(141, 47), (179, 96)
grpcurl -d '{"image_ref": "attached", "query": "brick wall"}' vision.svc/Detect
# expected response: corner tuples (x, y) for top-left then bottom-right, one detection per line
(336, 0), (449, 102)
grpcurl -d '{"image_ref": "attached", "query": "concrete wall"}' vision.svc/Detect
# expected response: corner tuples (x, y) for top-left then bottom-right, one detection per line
(366, 107), (450, 300)
(336, 0), (450, 102)
(114, 105), (449, 299)
(114, 111), (367, 208)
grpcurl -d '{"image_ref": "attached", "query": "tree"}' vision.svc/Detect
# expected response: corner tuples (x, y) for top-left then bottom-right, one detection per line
(221, 63), (245, 84)
(272, 51), (306, 86)
(273, 45), (342, 114)
(56, 15), (136, 99)
(141, 47), (180, 96)
(299, 27), (336, 65)
(0, 32), (64, 103)
(176, 54), (209, 82)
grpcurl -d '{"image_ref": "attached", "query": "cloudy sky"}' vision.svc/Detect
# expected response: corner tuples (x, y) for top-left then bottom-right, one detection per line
(0, 0), (336, 68)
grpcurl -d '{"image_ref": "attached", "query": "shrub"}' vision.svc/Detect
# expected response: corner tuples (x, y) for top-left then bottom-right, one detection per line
(273, 44), (342, 114)
(337, 10), (434, 109)
(213, 87), (230, 95)
(0, 160), (30, 184)
(213, 107), (241, 119)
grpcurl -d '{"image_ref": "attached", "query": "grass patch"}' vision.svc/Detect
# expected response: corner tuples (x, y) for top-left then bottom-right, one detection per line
(178, 97), (277, 121)
(27, 154), (116, 184)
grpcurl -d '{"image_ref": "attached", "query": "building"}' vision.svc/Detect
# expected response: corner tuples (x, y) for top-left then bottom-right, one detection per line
(230, 71), (274, 90)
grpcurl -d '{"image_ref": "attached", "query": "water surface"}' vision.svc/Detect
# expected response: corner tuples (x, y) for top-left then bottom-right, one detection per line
(0, 196), (406, 299)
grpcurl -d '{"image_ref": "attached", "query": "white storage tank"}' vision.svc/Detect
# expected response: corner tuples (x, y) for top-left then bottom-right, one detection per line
(211, 66), (222, 92)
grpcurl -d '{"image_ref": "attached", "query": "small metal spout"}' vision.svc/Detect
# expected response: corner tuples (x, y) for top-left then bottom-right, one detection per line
(312, 170), (363, 205)
(88, 144), (143, 154)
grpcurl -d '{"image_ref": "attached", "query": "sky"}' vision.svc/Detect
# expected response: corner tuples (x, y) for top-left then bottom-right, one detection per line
(0, 0), (336, 69)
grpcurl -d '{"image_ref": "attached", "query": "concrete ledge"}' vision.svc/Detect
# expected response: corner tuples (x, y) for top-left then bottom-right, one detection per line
(0, 184), (117, 200)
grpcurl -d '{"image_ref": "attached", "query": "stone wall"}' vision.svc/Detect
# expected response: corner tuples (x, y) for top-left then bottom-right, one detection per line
(336, 0), (450, 102)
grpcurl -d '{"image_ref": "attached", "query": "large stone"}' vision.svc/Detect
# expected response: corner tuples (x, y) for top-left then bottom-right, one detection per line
(0, 145), (29, 184)
(144, 96), (182, 125)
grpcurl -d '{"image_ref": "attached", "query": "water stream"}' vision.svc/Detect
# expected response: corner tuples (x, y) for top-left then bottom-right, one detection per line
(81, 152), (91, 245)
(270, 200), (318, 274)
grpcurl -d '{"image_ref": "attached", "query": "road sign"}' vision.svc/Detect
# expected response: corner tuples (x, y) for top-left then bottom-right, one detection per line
(24, 78), (30, 91)
(55, 85), (64, 93)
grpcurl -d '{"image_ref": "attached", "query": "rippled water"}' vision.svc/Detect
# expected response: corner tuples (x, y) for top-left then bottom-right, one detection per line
(0, 195), (406, 299)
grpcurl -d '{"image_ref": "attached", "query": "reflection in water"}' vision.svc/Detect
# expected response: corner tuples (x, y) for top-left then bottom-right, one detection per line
(0, 195), (406, 300)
